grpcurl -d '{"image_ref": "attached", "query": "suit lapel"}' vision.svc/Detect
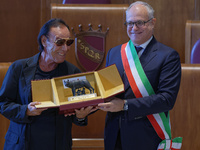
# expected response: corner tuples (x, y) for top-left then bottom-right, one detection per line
(23, 53), (40, 86)
(140, 37), (158, 69)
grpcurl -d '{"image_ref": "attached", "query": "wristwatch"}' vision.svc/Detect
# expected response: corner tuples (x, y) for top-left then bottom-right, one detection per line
(123, 100), (128, 111)
(77, 117), (86, 122)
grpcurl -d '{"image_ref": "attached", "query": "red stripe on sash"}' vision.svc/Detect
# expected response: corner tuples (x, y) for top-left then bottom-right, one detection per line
(147, 115), (165, 140)
(121, 43), (142, 98)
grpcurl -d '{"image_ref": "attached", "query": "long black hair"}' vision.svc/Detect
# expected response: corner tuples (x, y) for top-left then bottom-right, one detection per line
(37, 18), (70, 52)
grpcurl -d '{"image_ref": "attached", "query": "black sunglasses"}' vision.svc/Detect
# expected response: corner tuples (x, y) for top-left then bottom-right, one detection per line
(54, 38), (74, 46)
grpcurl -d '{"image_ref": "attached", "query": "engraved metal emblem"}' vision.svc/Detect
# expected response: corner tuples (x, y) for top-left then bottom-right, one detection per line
(72, 24), (109, 71)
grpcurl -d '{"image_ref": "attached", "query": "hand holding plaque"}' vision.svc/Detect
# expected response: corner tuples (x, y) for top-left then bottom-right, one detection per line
(31, 65), (124, 114)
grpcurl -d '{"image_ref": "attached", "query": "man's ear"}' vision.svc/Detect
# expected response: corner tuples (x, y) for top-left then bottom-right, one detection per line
(41, 35), (47, 48)
(152, 18), (156, 26)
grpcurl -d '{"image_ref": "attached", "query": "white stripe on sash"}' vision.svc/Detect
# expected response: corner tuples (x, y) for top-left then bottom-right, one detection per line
(153, 114), (170, 139)
(125, 43), (149, 97)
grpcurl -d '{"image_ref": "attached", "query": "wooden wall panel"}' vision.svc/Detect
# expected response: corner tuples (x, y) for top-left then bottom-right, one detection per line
(170, 64), (200, 150)
(195, 0), (200, 19)
(0, 0), (198, 63)
(185, 20), (200, 63)
(0, 63), (11, 150)
(148, 0), (195, 63)
(72, 138), (104, 150)
(0, 115), (9, 150)
(0, 0), (41, 62)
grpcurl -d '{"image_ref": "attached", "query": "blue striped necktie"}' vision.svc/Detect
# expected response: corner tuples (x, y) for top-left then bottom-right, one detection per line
(135, 46), (143, 54)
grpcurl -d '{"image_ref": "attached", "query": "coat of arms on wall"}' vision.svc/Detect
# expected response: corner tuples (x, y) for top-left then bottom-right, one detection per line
(72, 24), (109, 71)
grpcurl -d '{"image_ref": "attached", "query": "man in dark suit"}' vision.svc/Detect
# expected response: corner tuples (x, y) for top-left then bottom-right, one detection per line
(98, 1), (182, 150)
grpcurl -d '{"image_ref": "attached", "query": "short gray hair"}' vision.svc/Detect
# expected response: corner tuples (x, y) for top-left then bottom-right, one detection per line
(126, 1), (154, 19)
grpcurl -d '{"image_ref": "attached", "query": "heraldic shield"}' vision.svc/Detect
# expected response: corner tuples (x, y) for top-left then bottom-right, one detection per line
(72, 24), (109, 71)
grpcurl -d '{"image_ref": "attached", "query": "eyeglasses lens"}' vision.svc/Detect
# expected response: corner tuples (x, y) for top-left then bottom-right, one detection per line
(136, 21), (144, 27)
(66, 39), (74, 46)
(55, 39), (74, 46)
(56, 39), (65, 46)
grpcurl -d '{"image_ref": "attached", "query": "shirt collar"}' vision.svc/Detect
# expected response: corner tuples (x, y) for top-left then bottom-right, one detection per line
(139, 36), (153, 49)
(136, 36), (153, 58)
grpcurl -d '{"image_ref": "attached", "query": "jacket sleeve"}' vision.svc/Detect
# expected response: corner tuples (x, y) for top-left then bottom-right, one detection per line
(0, 62), (32, 124)
(72, 116), (88, 126)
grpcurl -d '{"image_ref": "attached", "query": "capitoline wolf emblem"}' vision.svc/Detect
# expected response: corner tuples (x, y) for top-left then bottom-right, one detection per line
(72, 24), (109, 71)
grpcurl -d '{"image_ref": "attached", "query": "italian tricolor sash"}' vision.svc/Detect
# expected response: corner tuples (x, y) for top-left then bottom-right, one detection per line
(121, 40), (182, 150)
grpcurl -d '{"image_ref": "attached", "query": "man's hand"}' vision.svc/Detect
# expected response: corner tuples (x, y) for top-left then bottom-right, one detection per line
(98, 97), (125, 112)
(26, 102), (47, 116)
(64, 106), (98, 118)
(75, 106), (98, 119)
